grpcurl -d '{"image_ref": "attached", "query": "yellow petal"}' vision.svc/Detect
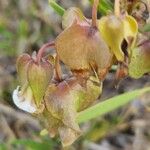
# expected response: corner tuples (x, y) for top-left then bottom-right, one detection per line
(98, 15), (124, 61)
(123, 15), (138, 47)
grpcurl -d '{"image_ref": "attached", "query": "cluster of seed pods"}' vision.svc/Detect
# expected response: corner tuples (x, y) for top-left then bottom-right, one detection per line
(12, 0), (150, 146)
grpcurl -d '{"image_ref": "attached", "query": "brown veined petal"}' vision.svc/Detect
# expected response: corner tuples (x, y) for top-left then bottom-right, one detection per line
(55, 23), (112, 72)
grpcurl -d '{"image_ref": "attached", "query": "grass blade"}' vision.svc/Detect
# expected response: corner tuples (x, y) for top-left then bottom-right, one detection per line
(49, 0), (65, 16)
(77, 87), (150, 123)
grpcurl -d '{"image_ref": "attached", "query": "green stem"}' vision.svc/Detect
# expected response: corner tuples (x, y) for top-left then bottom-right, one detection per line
(49, 0), (65, 16)
(77, 87), (150, 123)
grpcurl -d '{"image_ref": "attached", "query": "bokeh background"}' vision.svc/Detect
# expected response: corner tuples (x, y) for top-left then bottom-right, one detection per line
(0, 0), (150, 149)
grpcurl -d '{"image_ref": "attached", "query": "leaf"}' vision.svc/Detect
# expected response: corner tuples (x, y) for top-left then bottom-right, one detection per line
(77, 87), (150, 123)
(12, 139), (53, 150)
(49, 0), (65, 16)
(89, 0), (113, 15)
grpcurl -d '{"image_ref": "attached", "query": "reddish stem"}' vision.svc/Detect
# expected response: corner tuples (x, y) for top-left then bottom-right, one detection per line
(36, 41), (55, 63)
(92, 0), (99, 27)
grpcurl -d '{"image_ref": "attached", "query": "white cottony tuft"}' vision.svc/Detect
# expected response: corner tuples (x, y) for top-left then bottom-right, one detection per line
(12, 86), (37, 113)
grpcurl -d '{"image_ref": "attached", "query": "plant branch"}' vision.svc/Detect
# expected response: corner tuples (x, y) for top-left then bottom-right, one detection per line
(76, 87), (150, 123)
(49, 0), (65, 16)
(55, 54), (62, 81)
(92, 0), (99, 27)
(114, 0), (120, 17)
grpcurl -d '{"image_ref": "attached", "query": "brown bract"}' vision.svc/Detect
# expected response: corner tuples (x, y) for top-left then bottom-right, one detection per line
(16, 53), (53, 111)
(55, 22), (112, 76)
(44, 76), (101, 146)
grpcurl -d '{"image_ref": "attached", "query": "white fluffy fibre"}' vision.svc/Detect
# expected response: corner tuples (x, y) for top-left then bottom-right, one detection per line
(12, 86), (37, 113)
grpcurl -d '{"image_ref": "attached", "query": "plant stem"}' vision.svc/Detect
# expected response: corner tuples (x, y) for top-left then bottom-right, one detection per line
(92, 0), (99, 27)
(114, 0), (120, 17)
(49, 0), (65, 16)
(55, 54), (62, 81)
(36, 41), (55, 63)
(76, 87), (150, 123)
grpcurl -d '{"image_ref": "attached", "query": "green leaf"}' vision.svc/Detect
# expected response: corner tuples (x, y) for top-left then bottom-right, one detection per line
(89, 0), (113, 15)
(77, 87), (150, 123)
(0, 143), (7, 150)
(49, 0), (65, 16)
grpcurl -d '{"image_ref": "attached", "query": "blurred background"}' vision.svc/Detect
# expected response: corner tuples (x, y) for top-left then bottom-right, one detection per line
(0, 0), (150, 149)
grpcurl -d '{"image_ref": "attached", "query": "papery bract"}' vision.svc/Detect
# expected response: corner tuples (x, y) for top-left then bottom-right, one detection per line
(129, 41), (150, 78)
(13, 53), (53, 113)
(56, 10), (112, 76)
(62, 7), (85, 29)
(44, 76), (102, 146)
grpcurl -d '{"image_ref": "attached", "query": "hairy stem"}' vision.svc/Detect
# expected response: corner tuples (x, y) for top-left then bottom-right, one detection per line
(36, 41), (55, 63)
(92, 0), (99, 27)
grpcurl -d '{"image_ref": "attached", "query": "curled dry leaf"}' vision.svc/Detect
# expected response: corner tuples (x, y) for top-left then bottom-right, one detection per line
(44, 76), (102, 146)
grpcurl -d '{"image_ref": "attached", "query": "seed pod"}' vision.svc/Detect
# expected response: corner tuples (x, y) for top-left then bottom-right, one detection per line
(44, 76), (102, 146)
(27, 61), (53, 107)
(13, 54), (53, 113)
(56, 22), (112, 73)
